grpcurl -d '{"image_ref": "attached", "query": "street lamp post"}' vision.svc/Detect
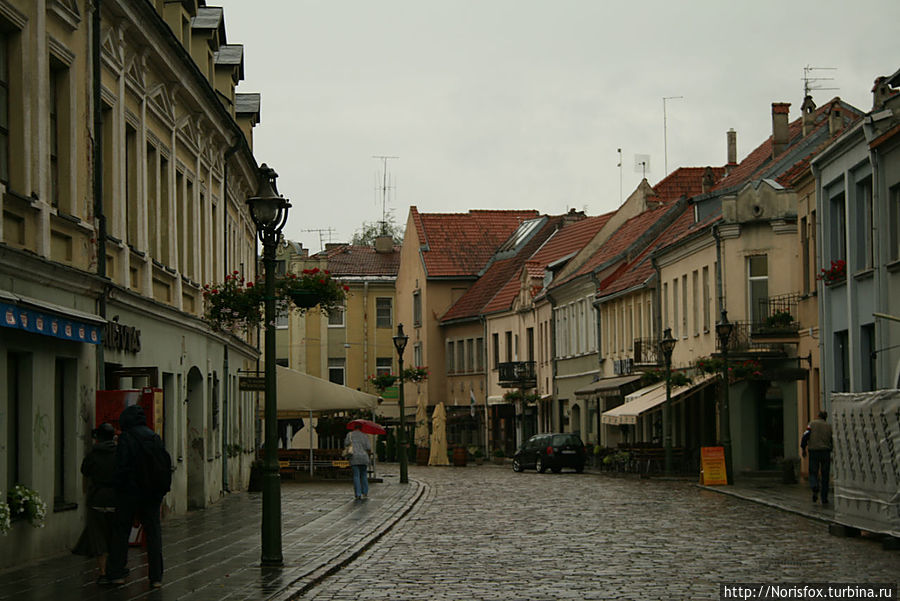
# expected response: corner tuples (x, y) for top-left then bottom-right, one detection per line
(716, 310), (735, 485)
(659, 328), (677, 475)
(246, 164), (290, 567)
(392, 324), (409, 484)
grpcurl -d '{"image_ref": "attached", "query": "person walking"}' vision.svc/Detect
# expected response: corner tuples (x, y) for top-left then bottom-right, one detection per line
(801, 411), (834, 505)
(73, 423), (118, 581)
(345, 423), (372, 500)
(105, 405), (167, 588)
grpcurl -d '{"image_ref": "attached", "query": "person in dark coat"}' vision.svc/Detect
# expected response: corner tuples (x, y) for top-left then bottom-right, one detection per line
(104, 405), (165, 588)
(73, 423), (118, 580)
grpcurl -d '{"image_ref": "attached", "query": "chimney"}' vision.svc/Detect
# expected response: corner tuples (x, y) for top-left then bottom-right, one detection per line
(325, 243), (344, 251)
(771, 102), (790, 158)
(829, 102), (843, 136)
(563, 208), (586, 223)
(801, 95), (817, 136)
(726, 128), (737, 166)
(702, 166), (716, 194)
(374, 235), (394, 254)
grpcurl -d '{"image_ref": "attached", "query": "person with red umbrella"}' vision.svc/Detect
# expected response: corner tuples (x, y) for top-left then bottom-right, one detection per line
(345, 421), (375, 500)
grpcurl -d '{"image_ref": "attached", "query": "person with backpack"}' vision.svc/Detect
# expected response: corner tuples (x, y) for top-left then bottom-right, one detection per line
(104, 404), (171, 588)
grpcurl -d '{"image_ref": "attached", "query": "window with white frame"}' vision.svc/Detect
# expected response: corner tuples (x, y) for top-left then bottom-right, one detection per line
(328, 305), (345, 327)
(829, 187), (847, 263)
(376, 297), (392, 328)
(681, 274), (688, 338)
(855, 174), (873, 272)
(702, 266), (710, 332)
(692, 270), (699, 336)
(328, 358), (345, 385)
(413, 342), (423, 367)
(748, 255), (768, 325)
(376, 357), (392, 376)
(413, 291), (422, 326)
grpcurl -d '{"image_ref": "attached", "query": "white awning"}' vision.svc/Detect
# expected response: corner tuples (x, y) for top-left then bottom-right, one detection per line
(487, 395), (507, 406)
(601, 373), (716, 425)
(273, 366), (379, 415)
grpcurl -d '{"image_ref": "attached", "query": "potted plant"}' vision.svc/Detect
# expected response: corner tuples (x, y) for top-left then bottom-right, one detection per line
(471, 446), (484, 465)
(368, 373), (398, 392)
(8, 484), (47, 528)
(276, 268), (348, 316)
(491, 448), (505, 465)
(819, 259), (846, 286)
(202, 272), (263, 331)
(402, 366), (429, 383)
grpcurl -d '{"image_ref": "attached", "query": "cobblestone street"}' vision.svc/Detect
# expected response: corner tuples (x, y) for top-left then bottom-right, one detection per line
(302, 465), (900, 601)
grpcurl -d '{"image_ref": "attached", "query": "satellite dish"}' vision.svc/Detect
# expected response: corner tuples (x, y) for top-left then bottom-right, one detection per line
(634, 154), (651, 178)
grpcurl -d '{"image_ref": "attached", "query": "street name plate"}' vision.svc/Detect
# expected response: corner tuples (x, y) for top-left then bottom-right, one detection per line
(239, 376), (266, 391)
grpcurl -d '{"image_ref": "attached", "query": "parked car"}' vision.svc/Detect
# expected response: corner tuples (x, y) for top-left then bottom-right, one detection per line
(512, 433), (586, 473)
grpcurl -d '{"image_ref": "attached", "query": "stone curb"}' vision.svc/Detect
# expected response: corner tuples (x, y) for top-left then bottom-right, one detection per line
(694, 483), (834, 525)
(268, 479), (428, 601)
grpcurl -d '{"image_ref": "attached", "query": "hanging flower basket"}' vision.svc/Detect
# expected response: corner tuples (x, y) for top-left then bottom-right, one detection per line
(402, 366), (429, 383)
(8, 484), (47, 528)
(0, 492), (10, 535)
(368, 373), (398, 391)
(203, 269), (349, 331)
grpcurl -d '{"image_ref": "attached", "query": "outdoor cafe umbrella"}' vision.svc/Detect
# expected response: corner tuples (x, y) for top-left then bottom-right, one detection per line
(428, 402), (450, 466)
(414, 396), (430, 448)
(346, 419), (386, 435)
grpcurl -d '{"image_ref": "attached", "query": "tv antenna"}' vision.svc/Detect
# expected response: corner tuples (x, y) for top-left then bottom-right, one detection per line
(300, 228), (336, 252)
(617, 148), (623, 204)
(634, 154), (651, 179)
(663, 95), (683, 175)
(372, 155), (398, 236)
(802, 65), (838, 98)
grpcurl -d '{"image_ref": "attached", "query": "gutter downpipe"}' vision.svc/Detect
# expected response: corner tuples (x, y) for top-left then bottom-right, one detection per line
(92, 0), (107, 388)
(481, 315), (490, 454)
(221, 140), (241, 493)
(546, 292), (558, 432)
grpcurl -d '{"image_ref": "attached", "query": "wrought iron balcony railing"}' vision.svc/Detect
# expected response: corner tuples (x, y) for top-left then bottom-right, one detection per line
(498, 361), (537, 388)
(632, 337), (660, 366)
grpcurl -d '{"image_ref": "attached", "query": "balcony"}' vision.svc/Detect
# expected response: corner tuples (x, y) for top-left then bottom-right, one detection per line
(632, 338), (660, 366)
(751, 293), (800, 343)
(498, 361), (537, 389)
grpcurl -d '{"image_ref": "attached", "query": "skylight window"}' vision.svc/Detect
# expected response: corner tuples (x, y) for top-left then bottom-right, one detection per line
(498, 218), (543, 253)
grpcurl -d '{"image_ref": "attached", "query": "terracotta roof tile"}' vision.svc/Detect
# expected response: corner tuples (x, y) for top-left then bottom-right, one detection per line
(312, 244), (401, 277)
(412, 208), (540, 278)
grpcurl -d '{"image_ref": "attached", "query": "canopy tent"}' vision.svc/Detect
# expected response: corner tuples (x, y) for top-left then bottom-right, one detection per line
(601, 373), (715, 425)
(272, 366), (380, 476)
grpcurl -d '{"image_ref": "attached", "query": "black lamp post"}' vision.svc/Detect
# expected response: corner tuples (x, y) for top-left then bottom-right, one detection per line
(659, 327), (677, 474)
(392, 323), (409, 484)
(246, 164), (290, 567)
(715, 309), (735, 485)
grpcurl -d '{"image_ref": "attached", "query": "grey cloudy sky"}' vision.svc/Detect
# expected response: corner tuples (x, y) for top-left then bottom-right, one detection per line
(215, 0), (899, 253)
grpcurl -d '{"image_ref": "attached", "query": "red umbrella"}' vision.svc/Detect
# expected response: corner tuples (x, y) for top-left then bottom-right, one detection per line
(347, 419), (386, 435)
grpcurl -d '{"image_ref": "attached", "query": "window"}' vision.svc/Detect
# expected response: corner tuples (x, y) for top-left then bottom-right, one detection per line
(692, 270), (699, 335)
(861, 324), (876, 392)
(146, 144), (158, 257)
(526, 328), (534, 362)
(413, 342), (423, 368)
(702, 266), (710, 332)
(829, 188), (846, 263)
(890, 185), (900, 262)
(505, 331), (513, 362)
(160, 155), (171, 265)
(49, 61), (61, 207)
(54, 358), (75, 508)
(275, 312), (288, 328)
(447, 341), (455, 373)
(801, 216), (810, 294)
(475, 337), (484, 371)
(125, 124), (138, 244)
(855, 175), (873, 271)
(0, 31), (7, 184)
(413, 291), (422, 326)
(834, 330), (849, 393)
(492, 333), (499, 369)
(672, 278), (679, 338)
(681, 274), (688, 338)
(466, 339), (474, 373)
(457, 339), (465, 372)
(328, 358), (345, 385)
(748, 255), (768, 325)
(6, 353), (22, 492)
(376, 298), (392, 328)
(328, 305), (345, 327)
(376, 357), (392, 376)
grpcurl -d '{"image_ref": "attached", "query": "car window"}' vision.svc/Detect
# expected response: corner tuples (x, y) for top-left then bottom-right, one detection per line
(551, 434), (582, 446)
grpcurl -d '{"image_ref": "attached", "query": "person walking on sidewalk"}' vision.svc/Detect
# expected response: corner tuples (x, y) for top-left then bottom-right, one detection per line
(73, 423), (118, 581)
(801, 411), (833, 505)
(104, 405), (168, 588)
(345, 423), (372, 500)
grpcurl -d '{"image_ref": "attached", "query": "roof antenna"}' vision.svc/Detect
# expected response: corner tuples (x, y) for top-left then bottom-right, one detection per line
(372, 155), (398, 236)
(617, 148), (623, 204)
(300, 228), (336, 252)
(802, 65), (838, 98)
(634, 154), (651, 180)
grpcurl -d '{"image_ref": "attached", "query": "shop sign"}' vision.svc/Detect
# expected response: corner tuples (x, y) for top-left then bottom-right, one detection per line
(105, 321), (142, 353)
(700, 446), (728, 486)
(239, 376), (267, 391)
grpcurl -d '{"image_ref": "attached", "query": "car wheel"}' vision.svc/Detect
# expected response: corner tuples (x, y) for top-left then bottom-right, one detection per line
(536, 456), (547, 473)
(551, 466), (562, 474)
(512, 458), (523, 472)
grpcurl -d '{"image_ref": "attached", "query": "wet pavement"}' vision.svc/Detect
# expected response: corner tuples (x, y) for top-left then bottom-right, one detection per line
(0, 464), (896, 600)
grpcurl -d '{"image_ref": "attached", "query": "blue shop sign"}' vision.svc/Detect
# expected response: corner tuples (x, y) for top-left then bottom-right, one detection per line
(1, 301), (102, 344)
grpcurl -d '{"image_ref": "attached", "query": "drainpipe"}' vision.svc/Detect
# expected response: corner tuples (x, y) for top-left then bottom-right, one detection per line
(712, 224), (725, 317)
(363, 281), (369, 384)
(92, 0), (107, 389)
(221, 140), (241, 493)
(481, 315), (490, 453)
(547, 292), (558, 432)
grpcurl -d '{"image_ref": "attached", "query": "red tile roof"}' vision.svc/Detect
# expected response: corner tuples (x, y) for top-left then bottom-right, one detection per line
(649, 166), (726, 204)
(527, 213), (613, 270)
(441, 217), (562, 322)
(409, 207), (540, 278)
(312, 244), (400, 277)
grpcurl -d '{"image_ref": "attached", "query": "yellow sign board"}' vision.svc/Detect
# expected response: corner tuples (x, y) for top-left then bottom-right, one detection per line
(700, 446), (728, 485)
(278, 461), (290, 468)
(331, 460), (350, 468)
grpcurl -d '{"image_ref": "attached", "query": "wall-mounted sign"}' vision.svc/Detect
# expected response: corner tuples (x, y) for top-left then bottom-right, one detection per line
(105, 321), (141, 353)
(239, 376), (266, 391)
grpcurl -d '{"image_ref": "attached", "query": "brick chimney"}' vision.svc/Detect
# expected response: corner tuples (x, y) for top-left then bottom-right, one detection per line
(374, 235), (394, 253)
(726, 128), (737, 166)
(771, 103), (790, 158)
(702, 166), (716, 194)
(828, 101), (843, 136)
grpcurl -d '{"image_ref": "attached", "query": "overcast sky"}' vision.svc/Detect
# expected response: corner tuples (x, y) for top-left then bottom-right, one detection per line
(215, 0), (899, 253)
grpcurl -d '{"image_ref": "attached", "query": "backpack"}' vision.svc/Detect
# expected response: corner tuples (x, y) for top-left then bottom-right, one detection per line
(135, 433), (173, 497)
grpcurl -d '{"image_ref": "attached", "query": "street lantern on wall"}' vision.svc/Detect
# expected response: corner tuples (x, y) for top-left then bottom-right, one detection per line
(392, 323), (410, 484)
(715, 309), (735, 485)
(659, 327), (677, 474)
(246, 163), (291, 567)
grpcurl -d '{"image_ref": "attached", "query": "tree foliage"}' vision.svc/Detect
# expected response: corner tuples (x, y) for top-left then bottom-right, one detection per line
(350, 218), (404, 246)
